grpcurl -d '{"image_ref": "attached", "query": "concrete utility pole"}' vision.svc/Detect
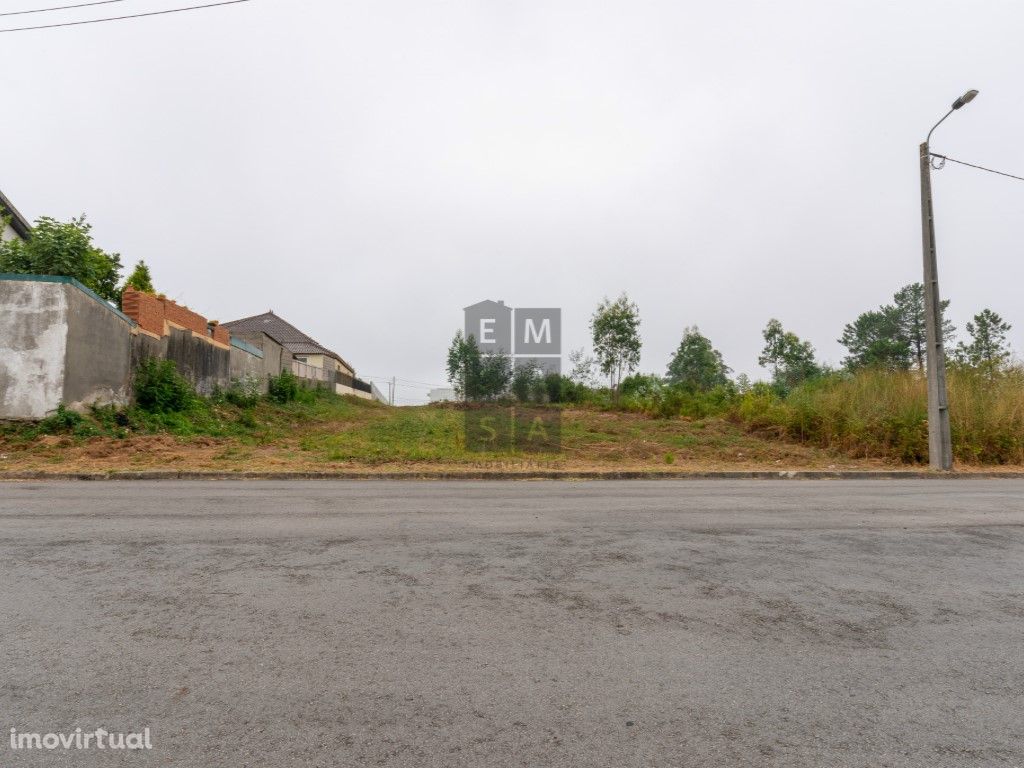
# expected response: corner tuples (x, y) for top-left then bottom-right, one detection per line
(920, 89), (978, 471)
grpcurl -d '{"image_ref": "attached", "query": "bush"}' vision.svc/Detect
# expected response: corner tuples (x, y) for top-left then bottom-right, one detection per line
(621, 381), (736, 420)
(134, 358), (195, 413)
(558, 378), (586, 404)
(225, 375), (261, 408)
(511, 364), (540, 403)
(268, 369), (300, 404)
(36, 403), (84, 434)
(620, 373), (663, 399)
(544, 373), (569, 404)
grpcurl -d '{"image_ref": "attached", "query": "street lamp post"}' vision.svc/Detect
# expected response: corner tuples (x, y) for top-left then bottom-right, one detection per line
(920, 89), (977, 471)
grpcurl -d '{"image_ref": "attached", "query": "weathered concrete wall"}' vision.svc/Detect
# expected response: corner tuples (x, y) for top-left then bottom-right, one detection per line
(229, 333), (292, 378)
(261, 334), (291, 376)
(229, 345), (266, 391)
(227, 334), (292, 393)
(129, 331), (164, 372)
(336, 383), (374, 400)
(2, 276), (301, 419)
(0, 280), (69, 419)
(164, 328), (231, 397)
(62, 282), (133, 411)
(131, 331), (269, 397)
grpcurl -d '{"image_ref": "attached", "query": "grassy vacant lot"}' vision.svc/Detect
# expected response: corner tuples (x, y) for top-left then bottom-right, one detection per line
(3, 366), (1022, 475)
(0, 392), (871, 475)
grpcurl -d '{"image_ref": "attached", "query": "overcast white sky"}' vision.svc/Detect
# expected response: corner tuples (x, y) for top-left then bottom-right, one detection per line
(2, 0), (1022, 403)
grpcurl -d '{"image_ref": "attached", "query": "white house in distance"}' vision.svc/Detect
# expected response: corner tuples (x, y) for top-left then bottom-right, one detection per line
(0, 189), (31, 243)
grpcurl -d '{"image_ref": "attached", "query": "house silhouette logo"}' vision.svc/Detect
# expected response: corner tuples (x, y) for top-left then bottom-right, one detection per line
(461, 299), (562, 454)
(463, 300), (561, 361)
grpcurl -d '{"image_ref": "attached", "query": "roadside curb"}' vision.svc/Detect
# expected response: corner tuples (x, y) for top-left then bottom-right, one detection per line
(2, 469), (1024, 481)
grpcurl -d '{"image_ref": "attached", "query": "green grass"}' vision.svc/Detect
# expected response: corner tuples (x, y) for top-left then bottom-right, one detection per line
(0, 386), (378, 445)
(732, 367), (1024, 464)
(6, 367), (1024, 470)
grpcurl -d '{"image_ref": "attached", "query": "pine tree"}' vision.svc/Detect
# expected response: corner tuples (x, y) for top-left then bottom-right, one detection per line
(665, 327), (730, 392)
(955, 309), (1012, 376)
(122, 260), (155, 294)
(891, 283), (954, 372)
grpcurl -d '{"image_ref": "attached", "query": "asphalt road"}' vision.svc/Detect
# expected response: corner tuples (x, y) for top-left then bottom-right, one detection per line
(1, 480), (1023, 768)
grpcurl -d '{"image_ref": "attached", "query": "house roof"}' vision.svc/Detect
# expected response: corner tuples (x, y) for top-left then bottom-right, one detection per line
(222, 311), (353, 372)
(0, 188), (31, 240)
(463, 299), (511, 314)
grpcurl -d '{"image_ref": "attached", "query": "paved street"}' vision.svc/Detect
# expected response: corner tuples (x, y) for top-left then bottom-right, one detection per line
(1, 479), (1022, 767)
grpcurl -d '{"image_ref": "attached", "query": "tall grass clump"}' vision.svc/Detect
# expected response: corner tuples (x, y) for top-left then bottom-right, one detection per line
(947, 366), (1024, 463)
(733, 367), (1024, 464)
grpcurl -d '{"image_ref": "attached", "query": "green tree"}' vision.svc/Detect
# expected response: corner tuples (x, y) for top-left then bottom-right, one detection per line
(446, 331), (511, 401)
(567, 348), (597, 387)
(122, 260), (155, 294)
(590, 293), (642, 401)
(839, 307), (911, 371)
(758, 319), (820, 392)
(477, 351), (513, 401)
(665, 327), (730, 392)
(955, 309), (1012, 376)
(891, 283), (954, 372)
(511, 361), (541, 402)
(0, 215), (123, 302)
(446, 330), (482, 401)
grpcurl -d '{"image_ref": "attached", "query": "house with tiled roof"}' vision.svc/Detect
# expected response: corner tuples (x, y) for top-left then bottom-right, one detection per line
(222, 311), (381, 400)
(222, 311), (355, 376)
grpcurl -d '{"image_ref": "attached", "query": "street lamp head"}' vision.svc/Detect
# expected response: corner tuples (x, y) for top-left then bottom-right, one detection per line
(952, 89), (979, 110)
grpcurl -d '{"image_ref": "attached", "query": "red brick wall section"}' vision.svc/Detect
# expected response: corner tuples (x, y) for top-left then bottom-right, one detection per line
(122, 289), (230, 345)
(161, 299), (208, 336)
(121, 289), (164, 336)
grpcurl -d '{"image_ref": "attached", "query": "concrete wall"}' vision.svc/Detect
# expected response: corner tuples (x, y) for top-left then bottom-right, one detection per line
(165, 327), (230, 396)
(226, 333), (286, 393)
(229, 345), (266, 391)
(260, 335), (291, 377)
(0, 276), (326, 419)
(0, 280), (69, 419)
(62, 281), (134, 411)
(292, 359), (335, 388)
(337, 383), (374, 400)
(228, 333), (292, 392)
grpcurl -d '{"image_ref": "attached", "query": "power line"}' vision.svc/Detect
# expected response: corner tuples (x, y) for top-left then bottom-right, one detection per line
(0, 0), (252, 32)
(364, 376), (448, 389)
(0, 0), (128, 18)
(397, 378), (447, 388)
(930, 153), (1024, 183)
